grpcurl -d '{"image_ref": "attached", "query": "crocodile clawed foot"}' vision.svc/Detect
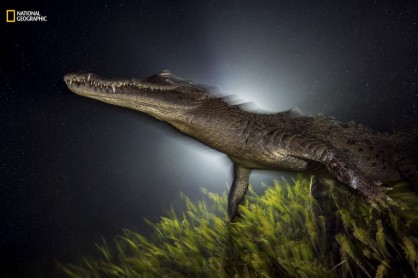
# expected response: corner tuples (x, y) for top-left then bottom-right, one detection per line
(352, 176), (397, 211)
(368, 186), (398, 212)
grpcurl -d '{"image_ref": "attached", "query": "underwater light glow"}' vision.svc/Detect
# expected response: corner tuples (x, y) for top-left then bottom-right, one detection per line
(213, 67), (296, 114)
(156, 135), (231, 190)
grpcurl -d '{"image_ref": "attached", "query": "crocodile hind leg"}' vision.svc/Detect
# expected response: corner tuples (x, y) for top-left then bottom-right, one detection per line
(319, 150), (394, 208)
(285, 137), (394, 208)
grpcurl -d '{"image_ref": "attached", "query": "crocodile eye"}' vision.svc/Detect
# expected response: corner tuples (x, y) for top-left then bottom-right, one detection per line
(159, 70), (172, 77)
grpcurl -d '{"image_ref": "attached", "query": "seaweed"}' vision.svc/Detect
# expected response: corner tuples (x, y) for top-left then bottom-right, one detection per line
(58, 176), (418, 277)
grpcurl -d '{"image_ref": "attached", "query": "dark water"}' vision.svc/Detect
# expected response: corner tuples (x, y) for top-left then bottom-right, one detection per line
(1, 1), (417, 276)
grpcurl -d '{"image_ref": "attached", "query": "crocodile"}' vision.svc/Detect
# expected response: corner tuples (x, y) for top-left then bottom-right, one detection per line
(64, 70), (418, 220)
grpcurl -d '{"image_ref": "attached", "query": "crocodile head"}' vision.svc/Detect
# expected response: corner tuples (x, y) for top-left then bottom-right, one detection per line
(64, 70), (211, 123)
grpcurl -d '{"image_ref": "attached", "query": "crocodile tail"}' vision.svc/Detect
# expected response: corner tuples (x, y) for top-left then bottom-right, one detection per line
(394, 134), (418, 191)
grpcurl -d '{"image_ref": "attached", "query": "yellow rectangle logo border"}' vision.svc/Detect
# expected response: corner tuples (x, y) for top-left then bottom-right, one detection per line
(6, 10), (16, 22)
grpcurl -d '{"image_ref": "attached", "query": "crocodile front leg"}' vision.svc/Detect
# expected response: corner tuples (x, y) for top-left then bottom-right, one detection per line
(228, 164), (252, 221)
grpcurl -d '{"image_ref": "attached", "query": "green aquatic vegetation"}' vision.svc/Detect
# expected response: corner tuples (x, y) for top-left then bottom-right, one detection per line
(58, 176), (418, 277)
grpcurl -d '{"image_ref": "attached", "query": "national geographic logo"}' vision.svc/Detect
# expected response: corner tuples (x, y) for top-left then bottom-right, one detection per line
(6, 10), (47, 22)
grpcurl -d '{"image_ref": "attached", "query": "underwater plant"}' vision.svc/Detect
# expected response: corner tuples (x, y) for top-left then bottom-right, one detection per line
(58, 176), (418, 277)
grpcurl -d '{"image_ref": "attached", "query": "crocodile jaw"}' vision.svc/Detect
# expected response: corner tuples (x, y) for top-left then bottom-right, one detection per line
(64, 72), (207, 123)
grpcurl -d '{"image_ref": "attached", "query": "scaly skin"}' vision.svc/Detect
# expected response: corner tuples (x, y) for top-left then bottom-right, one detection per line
(64, 70), (418, 220)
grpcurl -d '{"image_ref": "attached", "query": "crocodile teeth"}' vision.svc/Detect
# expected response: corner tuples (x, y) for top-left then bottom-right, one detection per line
(87, 74), (91, 82)
(69, 80), (72, 84)
(112, 85), (116, 93)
